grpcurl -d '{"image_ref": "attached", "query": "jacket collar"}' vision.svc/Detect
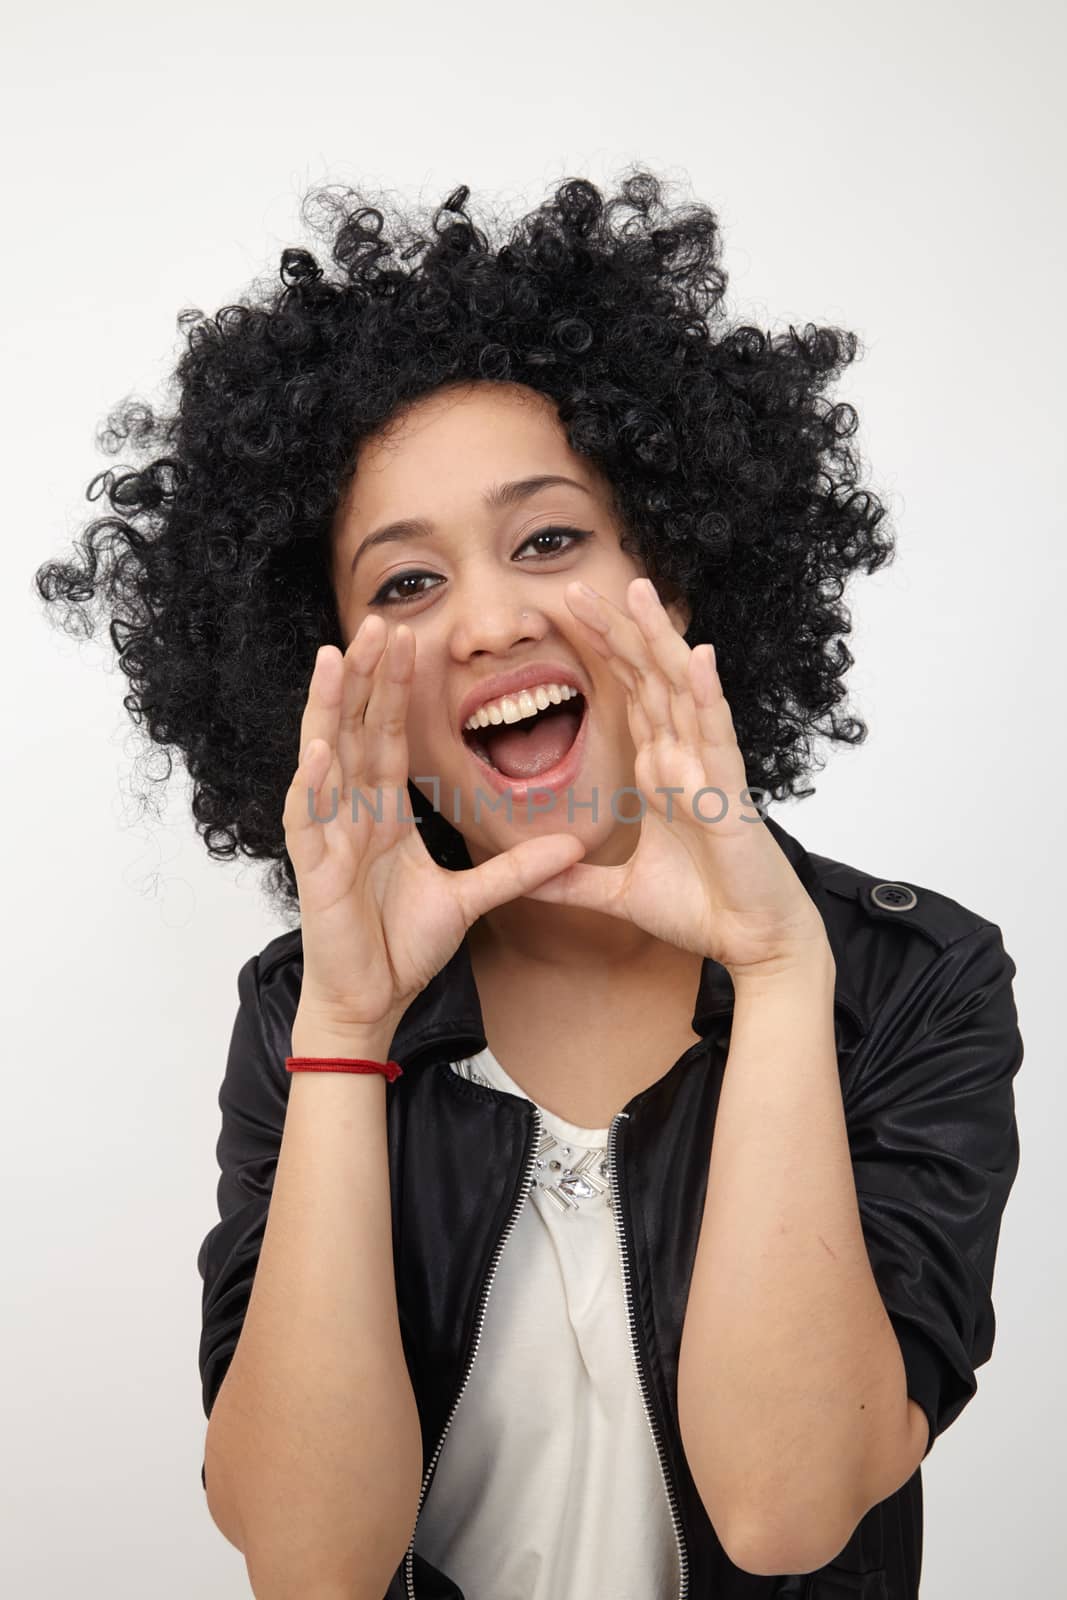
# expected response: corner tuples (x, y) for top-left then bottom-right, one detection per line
(388, 812), (868, 1069)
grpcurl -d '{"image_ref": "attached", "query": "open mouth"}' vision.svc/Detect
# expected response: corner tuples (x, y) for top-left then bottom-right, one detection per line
(461, 692), (587, 782)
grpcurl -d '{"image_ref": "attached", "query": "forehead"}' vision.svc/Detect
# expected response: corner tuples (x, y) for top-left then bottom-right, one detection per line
(345, 382), (596, 519)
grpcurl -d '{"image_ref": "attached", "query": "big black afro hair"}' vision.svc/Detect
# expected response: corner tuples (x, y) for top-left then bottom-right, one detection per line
(34, 166), (895, 920)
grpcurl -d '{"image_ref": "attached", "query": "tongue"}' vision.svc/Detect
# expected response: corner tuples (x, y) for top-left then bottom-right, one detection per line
(481, 704), (581, 779)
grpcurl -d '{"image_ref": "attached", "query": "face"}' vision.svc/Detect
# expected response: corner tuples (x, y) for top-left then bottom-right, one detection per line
(330, 381), (690, 869)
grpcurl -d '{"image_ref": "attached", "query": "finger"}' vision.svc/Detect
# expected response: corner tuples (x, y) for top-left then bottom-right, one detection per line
(451, 833), (592, 925)
(282, 736), (336, 875)
(690, 643), (738, 750)
(563, 597), (640, 688)
(565, 592), (652, 746)
(625, 691), (655, 753)
(687, 644), (749, 804)
(567, 580), (677, 740)
(336, 615), (388, 791)
(361, 623), (415, 791)
(296, 645), (342, 768)
(287, 649), (347, 851)
(626, 579), (693, 693)
(626, 579), (705, 745)
(521, 859), (632, 916)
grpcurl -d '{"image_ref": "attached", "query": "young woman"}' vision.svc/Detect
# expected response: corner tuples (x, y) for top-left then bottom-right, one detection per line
(35, 169), (1023, 1600)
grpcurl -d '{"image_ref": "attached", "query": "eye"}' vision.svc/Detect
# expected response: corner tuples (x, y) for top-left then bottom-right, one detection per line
(515, 525), (591, 561)
(368, 570), (440, 607)
(367, 526), (592, 607)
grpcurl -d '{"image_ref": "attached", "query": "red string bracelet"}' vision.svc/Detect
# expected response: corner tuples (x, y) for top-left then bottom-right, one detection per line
(285, 1056), (404, 1083)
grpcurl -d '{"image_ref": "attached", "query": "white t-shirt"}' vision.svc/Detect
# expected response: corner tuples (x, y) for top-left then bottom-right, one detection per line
(412, 1044), (683, 1600)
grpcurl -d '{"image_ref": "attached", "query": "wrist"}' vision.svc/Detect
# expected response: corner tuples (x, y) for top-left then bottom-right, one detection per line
(726, 937), (836, 999)
(291, 1008), (401, 1063)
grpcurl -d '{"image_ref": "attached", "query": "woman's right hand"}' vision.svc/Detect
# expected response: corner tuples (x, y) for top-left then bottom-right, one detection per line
(283, 615), (587, 1030)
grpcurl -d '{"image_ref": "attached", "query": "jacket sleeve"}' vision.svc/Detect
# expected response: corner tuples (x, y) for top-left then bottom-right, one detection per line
(845, 920), (1023, 1460)
(196, 950), (293, 1490)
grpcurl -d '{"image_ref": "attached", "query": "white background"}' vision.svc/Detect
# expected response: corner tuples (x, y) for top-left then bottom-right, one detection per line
(5, 1), (1063, 1593)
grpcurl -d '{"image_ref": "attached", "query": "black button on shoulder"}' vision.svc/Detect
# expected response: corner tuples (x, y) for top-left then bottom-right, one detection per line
(869, 881), (919, 912)
(808, 846), (990, 955)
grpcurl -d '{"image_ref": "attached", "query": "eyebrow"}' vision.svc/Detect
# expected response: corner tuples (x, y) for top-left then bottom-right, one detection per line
(348, 474), (592, 576)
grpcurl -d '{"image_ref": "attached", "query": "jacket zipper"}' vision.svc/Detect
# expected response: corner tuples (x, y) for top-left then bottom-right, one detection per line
(403, 1103), (543, 1599)
(608, 1109), (690, 1600)
(401, 1098), (692, 1598)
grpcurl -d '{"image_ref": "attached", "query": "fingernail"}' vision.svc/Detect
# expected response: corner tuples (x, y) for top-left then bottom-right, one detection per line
(576, 582), (599, 600)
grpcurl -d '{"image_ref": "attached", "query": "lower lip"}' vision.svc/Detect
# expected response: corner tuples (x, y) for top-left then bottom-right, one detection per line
(461, 700), (591, 804)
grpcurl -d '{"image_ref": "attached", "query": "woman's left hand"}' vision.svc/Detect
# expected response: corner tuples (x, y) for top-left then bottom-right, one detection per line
(523, 577), (833, 982)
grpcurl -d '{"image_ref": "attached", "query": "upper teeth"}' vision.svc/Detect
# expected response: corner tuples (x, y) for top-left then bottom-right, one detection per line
(464, 682), (581, 731)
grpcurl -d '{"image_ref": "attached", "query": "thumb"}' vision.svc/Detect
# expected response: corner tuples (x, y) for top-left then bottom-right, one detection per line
(523, 859), (627, 915)
(452, 832), (588, 925)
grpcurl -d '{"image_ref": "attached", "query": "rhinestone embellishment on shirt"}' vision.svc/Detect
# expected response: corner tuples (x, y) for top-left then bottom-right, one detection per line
(450, 1057), (613, 1215)
(532, 1124), (613, 1215)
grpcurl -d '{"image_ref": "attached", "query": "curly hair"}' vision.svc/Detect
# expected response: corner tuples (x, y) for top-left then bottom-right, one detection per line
(34, 165), (895, 920)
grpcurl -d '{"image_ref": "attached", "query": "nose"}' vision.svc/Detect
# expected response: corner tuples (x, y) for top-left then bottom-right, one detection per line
(450, 598), (547, 660)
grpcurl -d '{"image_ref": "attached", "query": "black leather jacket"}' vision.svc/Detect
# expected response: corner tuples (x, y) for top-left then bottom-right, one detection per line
(197, 814), (1024, 1600)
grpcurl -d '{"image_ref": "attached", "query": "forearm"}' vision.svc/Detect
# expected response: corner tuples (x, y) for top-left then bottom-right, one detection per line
(677, 950), (911, 1573)
(205, 1014), (423, 1600)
